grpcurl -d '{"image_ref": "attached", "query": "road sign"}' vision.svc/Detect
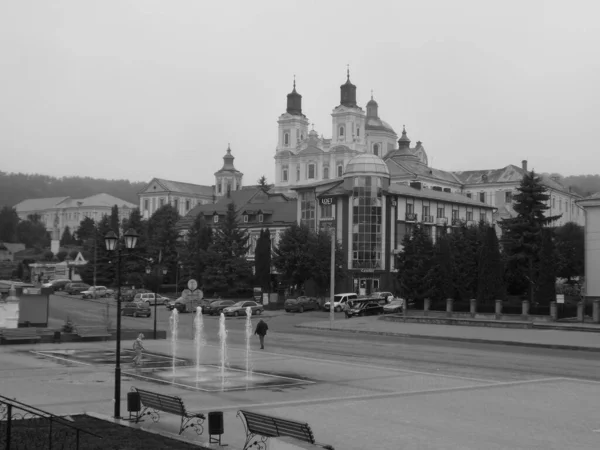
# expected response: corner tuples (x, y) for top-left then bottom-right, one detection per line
(556, 294), (565, 304)
(187, 279), (198, 291)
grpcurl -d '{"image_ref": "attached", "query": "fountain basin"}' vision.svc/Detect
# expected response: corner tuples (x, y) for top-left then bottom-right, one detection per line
(123, 364), (314, 392)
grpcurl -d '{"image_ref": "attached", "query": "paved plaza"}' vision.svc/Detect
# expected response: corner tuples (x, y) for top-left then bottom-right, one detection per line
(2, 331), (600, 450)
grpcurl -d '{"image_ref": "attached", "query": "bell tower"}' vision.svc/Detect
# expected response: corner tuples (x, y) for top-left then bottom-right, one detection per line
(214, 144), (243, 197)
(277, 76), (310, 152)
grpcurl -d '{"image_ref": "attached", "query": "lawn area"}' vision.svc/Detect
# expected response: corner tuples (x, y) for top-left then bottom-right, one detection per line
(5, 414), (208, 449)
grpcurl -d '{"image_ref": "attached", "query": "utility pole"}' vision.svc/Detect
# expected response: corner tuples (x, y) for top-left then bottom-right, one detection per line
(93, 235), (97, 299)
(329, 226), (335, 330)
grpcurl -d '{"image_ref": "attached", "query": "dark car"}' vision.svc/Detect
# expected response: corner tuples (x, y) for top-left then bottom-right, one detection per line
(346, 301), (384, 318)
(122, 301), (151, 317)
(203, 300), (235, 316)
(42, 279), (71, 292)
(285, 296), (320, 313)
(65, 282), (90, 295)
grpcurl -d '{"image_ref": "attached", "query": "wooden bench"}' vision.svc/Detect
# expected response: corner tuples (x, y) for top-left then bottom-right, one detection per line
(74, 326), (111, 340)
(237, 410), (334, 450)
(132, 387), (205, 435)
(0, 328), (41, 344)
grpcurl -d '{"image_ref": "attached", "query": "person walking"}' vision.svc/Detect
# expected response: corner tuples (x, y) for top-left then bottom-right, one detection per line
(133, 333), (145, 366)
(254, 319), (268, 350)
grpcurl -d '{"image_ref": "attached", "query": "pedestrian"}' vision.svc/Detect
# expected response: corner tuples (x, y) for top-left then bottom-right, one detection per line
(344, 301), (352, 318)
(133, 333), (145, 366)
(254, 319), (268, 350)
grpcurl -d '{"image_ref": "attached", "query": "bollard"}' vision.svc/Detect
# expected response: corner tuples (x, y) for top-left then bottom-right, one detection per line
(577, 301), (584, 322)
(424, 298), (430, 316)
(446, 298), (453, 318)
(522, 300), (530, 317)
(593, 299), (600, 324)
(495, 299), (503, 320)
(550, 301), (557, 322)
(470, 299), (477, 318)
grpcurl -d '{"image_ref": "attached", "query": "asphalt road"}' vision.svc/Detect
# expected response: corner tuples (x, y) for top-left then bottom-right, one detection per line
(48, 292), (600, 383)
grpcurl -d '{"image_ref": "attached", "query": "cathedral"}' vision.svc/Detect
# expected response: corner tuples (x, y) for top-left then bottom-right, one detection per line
(272, 70), (428, 195)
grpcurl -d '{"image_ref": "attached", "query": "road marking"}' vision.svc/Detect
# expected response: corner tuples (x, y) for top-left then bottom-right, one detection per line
(30, 351), (92, 366)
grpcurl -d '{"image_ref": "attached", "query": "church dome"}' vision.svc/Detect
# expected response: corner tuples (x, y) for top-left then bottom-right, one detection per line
(365, 117), (396, 134)
(344, 153), (390, 178)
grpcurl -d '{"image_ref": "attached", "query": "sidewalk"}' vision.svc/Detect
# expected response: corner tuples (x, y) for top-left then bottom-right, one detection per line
(295, 317), (600, 351)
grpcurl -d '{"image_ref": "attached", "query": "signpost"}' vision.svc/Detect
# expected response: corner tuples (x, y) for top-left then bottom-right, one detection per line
(556, 294), (565, 304)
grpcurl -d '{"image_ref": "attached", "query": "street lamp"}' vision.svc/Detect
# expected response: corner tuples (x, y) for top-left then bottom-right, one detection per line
(146, 264), (168, 340)
(104, 227), (139, 419)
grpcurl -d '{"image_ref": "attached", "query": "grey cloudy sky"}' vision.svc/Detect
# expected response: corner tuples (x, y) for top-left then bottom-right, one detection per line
(1, 0), (599, 187)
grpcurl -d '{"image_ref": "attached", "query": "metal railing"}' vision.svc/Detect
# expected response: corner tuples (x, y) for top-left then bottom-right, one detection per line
(1, 394), (101, 449)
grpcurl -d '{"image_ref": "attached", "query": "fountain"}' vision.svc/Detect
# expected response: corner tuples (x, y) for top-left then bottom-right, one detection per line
(169, 309), (179, 378)
(194, 306), (205, 382)
(218, 312), (228, 390)
(245, 306), (253, 381)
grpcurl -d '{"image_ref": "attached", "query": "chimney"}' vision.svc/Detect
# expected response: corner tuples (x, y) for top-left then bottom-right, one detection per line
(522, 160), (528, 171)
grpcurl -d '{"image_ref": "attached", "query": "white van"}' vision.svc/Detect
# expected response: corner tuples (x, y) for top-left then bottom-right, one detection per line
(323, 293), (358, 312)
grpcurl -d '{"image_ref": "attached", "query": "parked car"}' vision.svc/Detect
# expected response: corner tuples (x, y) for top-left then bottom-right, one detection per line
(65, 282), (90, 295)
(42, 279), (71, 292)
(223, 301), (264, 317)
(134, 292), (170, 306)
(383, 299), (405, 314)
(202, 300), (235, 315)
(121, 301), (152, 317)
(81, 286), (114, 299)
(167, 296), (206, 313)
(369, 291), (394, 305)
(285, 296), (320, 313)
(346, 301), (384, 318)
(323, 293), (358, 312)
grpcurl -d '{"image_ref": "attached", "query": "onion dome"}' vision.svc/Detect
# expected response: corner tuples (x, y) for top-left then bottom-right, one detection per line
(398, 125), (411, 149)
(340, 66), (357, 108)
(286, 76), (303, 116)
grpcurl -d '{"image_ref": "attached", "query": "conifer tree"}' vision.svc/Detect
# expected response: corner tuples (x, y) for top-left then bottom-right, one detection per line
(433, 231), (454, 301)
(182, 214), (212, 285)
(396, 224), (435, 305)
(272, 223), (315, 288)
(60, 226), (74, 246)
(535, 228), (556, 305)
(477, 225), (505, 304)
(500, 170), (561, 302)
(254, 229), (272, 292)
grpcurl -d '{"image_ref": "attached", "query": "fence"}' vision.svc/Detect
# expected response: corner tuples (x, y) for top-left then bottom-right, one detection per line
(0, 394), (101, 449)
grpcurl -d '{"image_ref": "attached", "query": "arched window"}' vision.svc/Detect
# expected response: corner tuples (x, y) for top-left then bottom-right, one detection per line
(300, 133), (304, 141)
(339, 126), (344, 137)
(373, 143), (380, 156)
(357, 127), (360, 137)
(284, 133), (289, 146)
(323, 166), (329, 179)
(337, 164), (343, 177)
(307, 163), (316, 179)
(282, 166), (288, 182)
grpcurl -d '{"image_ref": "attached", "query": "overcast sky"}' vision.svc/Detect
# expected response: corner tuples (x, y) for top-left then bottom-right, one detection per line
(1, 0), (599, 187)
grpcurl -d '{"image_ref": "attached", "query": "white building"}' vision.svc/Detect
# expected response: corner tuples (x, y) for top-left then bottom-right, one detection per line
(577, 192), (600, 306)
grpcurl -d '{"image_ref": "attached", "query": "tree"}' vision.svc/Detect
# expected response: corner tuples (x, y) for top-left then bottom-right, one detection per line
(448, 224), (480, 301)
(202, 203), (252, 296)
(76, 217), (96, 245)
(16, 214), (50, 249)
(254, 229), (272, 292)
(310, 228), (345, 296)
(60, 226), (75, 246)
(146, 204), (180, 267)
(500, 170), (562, 302)
(78, 215), (116, 286)
(110, 205), (120, 236)
(0, 206), (20, 242)
(432, 231), (453, 301)
(554, 222), (584, 281)
(272, 223), (315, 289)
(535, 228), (556, 305)
(257, 175), (268, 187)
(56, 250), (68, 262)
(396, 224), (435, 304)
(181, 214), (213, 285)
(477, 226), (505, 304)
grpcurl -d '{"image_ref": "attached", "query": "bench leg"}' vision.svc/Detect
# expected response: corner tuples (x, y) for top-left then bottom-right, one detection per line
(180, 415), (205, 435)
(243, 433), (269, 450)
(138, 406), (160, 424)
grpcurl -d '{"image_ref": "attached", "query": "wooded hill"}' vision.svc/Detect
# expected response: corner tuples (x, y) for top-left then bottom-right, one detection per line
(0, 172), (146, 207)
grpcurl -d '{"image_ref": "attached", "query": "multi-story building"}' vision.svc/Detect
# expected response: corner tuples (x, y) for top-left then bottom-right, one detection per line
(14, 193), (136, 241)
(292, 153), (495, 295)
(138, 145), (243, 218)
(577, 192), (600, 305)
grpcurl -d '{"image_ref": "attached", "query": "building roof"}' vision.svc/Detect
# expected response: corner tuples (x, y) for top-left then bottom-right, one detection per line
(365, 117), (396, 134)
(14, 197), (69, 212)
(141, 178), (214, 197)
(344, 153), (390, 177)
(0, 243), (25, 254)
(388, 183), (496, 209)
(176, 187), (295, 231)
(57, 193), (137, 209)
(386, 158), (462, 185)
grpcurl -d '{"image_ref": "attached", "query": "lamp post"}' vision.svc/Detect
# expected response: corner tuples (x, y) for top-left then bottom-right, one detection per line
(146, 264), (167, 340)
(104, 228), (139, 419)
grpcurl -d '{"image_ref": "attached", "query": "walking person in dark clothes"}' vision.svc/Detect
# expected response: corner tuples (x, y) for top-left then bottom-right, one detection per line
(254, 319), (268, 350)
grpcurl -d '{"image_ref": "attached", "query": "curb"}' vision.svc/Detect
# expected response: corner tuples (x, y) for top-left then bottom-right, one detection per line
(294, 324), (600, 353)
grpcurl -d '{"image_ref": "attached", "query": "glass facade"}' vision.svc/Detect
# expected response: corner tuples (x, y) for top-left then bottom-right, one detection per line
(352, 176), (383, 269)
(300, 192), (316, 231)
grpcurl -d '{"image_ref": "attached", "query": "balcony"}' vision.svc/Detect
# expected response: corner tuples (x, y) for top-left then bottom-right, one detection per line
(436, 217), (448, 226)
(405, 213), (418, 222)
(451, 218), (465, 226)
(422, 215), (434, 224)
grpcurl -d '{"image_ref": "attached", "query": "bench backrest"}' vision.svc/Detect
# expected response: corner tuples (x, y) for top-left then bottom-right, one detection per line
(76, 326), (108, 333)
(135, 388), (186, 416)
(239, 410), (315, 444)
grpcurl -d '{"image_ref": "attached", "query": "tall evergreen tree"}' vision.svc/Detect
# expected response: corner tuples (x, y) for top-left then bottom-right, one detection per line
(396, 224), (435, 304)
(448, 224), (480, 300)
(500, 170), (561, 302)
(477, 226), (505, 304)
(0, 206), (19, 242)
(535, 228), (557, 304)
(76, 217), (96, 245)
(79, 215), (116, 286)
(60, 226), (75, 246)
(257, 175), (268, 187)
(202, 203), (252, 296)
(433, 232), (454, 301)
(181, 214), (213, 285)
(16, 214), (50, 249)
(254, 229), (272, 292)
(120, 208), (150, 284)
(146, 204), (181, 267)
(109, 205), (120, 236)
(272, 223), (315, 289)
